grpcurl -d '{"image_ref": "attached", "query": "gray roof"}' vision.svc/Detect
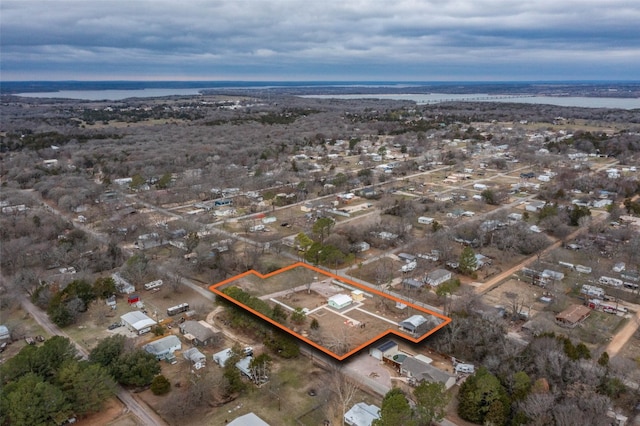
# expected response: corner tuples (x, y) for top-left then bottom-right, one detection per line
(183, 347), (206, 362)
(400, 314), (427, 328)
(403, 278), (424, 288)
(344, 402), (380, 426)
(426, 269), (451, 282)
(143, 335), (181, 356)
(228, 412), (270, 426)
(180, 321), (217, 342)
(401, 357), (455, 388)
(120, 311), (156, 331)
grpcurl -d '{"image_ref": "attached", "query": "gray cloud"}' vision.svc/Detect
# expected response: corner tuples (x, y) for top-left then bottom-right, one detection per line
(1, 0), (639, 80)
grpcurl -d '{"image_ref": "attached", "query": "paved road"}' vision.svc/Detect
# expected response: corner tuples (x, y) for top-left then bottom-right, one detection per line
(19, 295), (167, 426)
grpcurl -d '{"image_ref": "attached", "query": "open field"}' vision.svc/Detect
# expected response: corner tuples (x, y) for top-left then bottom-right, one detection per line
(210, 262), (450, 359)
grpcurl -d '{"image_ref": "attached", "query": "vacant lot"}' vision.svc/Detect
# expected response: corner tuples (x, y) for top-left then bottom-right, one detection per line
(213, 263), (449, 359)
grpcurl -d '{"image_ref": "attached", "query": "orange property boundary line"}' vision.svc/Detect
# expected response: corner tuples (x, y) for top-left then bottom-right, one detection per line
(209, 262), (451, 361)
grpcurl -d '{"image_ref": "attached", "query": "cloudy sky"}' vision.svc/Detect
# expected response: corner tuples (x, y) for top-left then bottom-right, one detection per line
(2, 0), (639, 81)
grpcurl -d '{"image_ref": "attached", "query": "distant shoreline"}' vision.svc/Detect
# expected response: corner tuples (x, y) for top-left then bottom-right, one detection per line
(2, 80), (640, 99)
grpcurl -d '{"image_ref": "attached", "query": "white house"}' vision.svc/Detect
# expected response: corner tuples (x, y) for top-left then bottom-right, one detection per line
(120, 311), (156, 335)
(328, 294), (353, 310)
(213, 348), (234, 367)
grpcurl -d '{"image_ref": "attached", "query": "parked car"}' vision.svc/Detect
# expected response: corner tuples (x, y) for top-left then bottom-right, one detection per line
(108, 322), (122, 330)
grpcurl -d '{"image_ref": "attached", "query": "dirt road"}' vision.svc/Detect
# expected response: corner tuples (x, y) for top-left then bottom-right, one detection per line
(605, 310), (640, 357)
(474, 211), (608, 295)
(19, 295), (167, 426)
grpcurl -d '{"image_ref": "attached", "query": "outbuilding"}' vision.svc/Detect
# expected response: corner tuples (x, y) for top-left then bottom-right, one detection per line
(369, 340), (398, 361)
(328, 294), (353, 310)
(399, 315), (431, 336)
(120, 311), (157, 335)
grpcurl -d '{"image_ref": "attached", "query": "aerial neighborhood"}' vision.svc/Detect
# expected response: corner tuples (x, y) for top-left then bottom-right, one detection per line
(1, 84), (640, 425)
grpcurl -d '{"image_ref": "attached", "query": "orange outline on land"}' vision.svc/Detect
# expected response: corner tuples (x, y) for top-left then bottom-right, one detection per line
(209, 262), (451, 361)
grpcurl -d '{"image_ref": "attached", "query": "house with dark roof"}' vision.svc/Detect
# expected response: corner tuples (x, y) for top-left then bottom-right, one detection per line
(369, 340), (398, 360)
(179, 320), (220, 346)
(402, 278), (424, 290)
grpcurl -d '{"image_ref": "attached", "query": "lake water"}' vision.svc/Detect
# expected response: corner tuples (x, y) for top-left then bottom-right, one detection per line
(15, 88), (640, 109)
(15, 88), (206, 101)
(303, 93), (640, 109)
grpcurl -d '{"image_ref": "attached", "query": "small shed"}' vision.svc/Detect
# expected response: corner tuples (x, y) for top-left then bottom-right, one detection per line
(143, 335), (181, 360)
(105, 295), (117, 309)
(127, 294), (140, 304)
(425, 269), (452, 287)
(398, 253), (417, 263)
(369, 340), (398, 361)
(328, 294), (353, 310)
(351, 290), (365, 302)
(556, 305), (591, 328)
(344, 402), (381, 426)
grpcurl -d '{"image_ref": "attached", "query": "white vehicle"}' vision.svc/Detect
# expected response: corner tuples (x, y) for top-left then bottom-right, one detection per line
(455, 363), (475, 374)
(144, 279), (164, 290)
(401, 261), (417, 273)
(418, 216), (434, 225)
(581, 284), (605, 299)
(599, 276), (623, 287)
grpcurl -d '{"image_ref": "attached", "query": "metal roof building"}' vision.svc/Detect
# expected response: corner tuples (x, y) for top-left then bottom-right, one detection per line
(120, 311), (157, 335)
(344, 402), (380, 426)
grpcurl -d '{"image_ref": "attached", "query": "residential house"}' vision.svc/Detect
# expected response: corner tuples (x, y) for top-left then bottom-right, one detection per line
(344, 402), (381, 426)
(400, 356), (456, 389)
(555, 305), (591, 328)
(328, 294), (353, 310)
(424, 269), (452, 287)
(403, 278), (424, 290)
(213, 348), (234, 367)
(179, 320), (220, 346)
(112, 272), (135, 294)
(143, 335), (181, 361)
(525, 201), (546, 212)
(183, 347), (206, 369)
